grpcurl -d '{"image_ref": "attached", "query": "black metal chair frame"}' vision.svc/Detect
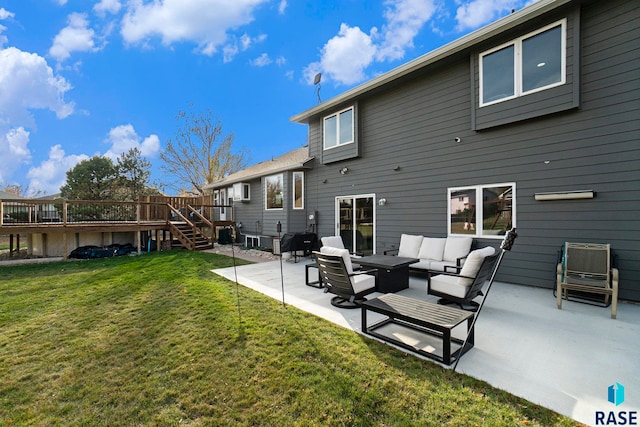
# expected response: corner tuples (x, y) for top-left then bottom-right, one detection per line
(427, 253), (500, 311)
(313, 251), (377, 309)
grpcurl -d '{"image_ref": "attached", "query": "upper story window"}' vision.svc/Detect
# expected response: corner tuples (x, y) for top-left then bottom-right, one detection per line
(480, 19), (566, 107)
(292, 171), (304, 210)
(323, 106), (354, 150)
(448, 183), (516, 239)
(265, 174), (283, 210)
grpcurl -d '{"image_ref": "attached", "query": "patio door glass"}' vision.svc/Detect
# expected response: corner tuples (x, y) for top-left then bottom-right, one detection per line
(336, 195), (375, 255)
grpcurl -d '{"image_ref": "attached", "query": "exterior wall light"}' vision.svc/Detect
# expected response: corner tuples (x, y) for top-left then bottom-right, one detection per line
(534, 190), (595, 201)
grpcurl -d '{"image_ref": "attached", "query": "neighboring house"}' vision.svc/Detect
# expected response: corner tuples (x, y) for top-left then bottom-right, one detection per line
(204, 146), (314, 249)
(290, 0), (639, 300)
(36, 193), (63, 222)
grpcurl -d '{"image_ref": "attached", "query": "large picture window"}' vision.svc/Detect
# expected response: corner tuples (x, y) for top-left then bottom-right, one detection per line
(292, 171), (304, 210)
(480, 20), (565, 106)
(323, 106), (354, 149)
(265, 174), (283, 210)
(449, 183), (515, 238)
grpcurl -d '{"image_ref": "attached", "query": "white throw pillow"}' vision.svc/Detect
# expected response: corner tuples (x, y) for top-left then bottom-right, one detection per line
(443, 237), (473, 262)
(457, 246), (496, 286)
(320, 245), (353, 274)
(397, 234), (423, 258)
(321, 236), (345, 249)
(417, 237), (446, 261)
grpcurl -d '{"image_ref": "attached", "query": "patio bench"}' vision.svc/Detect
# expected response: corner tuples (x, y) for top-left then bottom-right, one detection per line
(361, 293), (475, 365)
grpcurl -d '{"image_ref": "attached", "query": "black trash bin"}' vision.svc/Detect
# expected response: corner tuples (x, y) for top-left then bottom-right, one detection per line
(218, 228), (233, 245)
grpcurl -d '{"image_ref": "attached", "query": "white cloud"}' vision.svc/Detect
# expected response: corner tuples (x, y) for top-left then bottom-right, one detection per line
(222, 44), (239, 63)
(49, 13), (100, 62)
(0, 46), (75, 126)
(304, 0), (437, 86)
(103, 124), (160, 160)
(278, 0), (287, 15)
(455, 0), (521, 31)
(121, 0), (269, 57)
(94, 0), (122, 17)
(0, 8), (15, 20)
(250, 53), (271, 67)
(305, 23), (377, 86)
(0, 127), (31, 184)
(223, 33), (266, 63)
(26, 145), (88, 195)
(54, 0), (68, 5)
(376, 0), (437, 61)
(0, 8), (14, 48)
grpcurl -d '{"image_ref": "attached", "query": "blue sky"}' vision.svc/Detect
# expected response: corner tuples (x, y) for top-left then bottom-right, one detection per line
(0, 0), (534, 196)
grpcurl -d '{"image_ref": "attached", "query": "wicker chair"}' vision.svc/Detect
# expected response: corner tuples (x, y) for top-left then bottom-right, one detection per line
(556, 242), (618, 319)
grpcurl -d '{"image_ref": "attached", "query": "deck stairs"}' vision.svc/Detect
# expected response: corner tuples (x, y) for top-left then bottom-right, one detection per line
(166, 204), (214, 251)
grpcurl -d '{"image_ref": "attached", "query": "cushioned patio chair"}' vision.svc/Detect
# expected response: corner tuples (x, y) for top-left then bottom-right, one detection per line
(314, 248), (377, 309)
(556, 242), (618, 319)
(321, 235), (362, 269)
(427, 247), (498, 310)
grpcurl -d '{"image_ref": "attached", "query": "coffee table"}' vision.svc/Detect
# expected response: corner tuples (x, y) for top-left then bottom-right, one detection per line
(355, 254), (418, 293)
(361, 293), (475, 365)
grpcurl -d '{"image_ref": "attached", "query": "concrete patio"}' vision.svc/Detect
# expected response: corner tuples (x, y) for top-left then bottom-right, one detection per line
(212, 256), (640, 427)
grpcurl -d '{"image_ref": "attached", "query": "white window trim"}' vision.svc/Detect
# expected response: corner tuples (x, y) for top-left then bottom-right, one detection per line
(264, 174), (284, 211)
(232, 182), (250, 201)
(334, 193), (376, 254)
(448, 183), (516, 239)
(292, 171), (304, 210)
(323, 106), (355, 150)
(479, 19), (566, 107)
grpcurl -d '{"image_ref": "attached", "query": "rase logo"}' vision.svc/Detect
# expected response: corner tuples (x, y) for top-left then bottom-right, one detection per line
(609, 383), (626, 406)
(596, 382), (637, 426)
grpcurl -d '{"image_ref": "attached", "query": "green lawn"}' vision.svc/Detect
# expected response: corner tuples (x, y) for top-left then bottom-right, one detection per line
(0, 251), (580, 426)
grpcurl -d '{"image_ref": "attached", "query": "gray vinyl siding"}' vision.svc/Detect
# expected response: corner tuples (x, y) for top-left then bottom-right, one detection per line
(233, 179), (264, 242)
(302, 0), (640, 301)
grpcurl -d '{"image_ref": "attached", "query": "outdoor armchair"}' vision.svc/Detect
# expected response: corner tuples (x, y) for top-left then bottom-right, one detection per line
(320, 235), (362, 269)
(427, 247), (498, 310)
(314, 248), (377, 309)
(556, 242), (618, 319)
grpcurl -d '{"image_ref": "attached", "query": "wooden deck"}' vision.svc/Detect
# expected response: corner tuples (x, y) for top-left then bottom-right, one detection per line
(1, 196), (235, 257)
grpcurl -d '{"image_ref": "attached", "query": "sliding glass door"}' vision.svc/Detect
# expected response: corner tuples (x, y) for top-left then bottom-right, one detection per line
(336, 195), (375, 255)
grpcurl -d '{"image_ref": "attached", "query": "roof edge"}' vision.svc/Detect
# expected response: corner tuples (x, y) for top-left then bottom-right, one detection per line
(290, 0), (572, 124)
(204, 157), (314, 189)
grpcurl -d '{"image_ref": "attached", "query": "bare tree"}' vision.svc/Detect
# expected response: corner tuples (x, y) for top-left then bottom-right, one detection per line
(160, 107), (249, 195)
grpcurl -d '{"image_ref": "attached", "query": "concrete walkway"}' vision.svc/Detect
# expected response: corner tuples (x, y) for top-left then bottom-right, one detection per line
(212, 257), (640, 427)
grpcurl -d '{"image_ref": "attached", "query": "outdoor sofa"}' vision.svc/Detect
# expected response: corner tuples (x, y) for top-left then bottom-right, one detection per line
(385, 234), (474, 274)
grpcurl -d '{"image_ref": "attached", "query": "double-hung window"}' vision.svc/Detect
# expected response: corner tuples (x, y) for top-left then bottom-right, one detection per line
(323, 106), (354, 149)
(448, 183), (516, 238)
(480, 19), (566, 106)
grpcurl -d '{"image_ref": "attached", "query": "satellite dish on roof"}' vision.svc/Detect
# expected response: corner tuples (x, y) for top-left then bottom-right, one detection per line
(314, 73), (322, 104)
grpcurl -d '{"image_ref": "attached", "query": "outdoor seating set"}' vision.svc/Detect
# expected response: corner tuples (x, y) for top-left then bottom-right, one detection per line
(308, 231), (618, 365)
(309, 232), (511, 366)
